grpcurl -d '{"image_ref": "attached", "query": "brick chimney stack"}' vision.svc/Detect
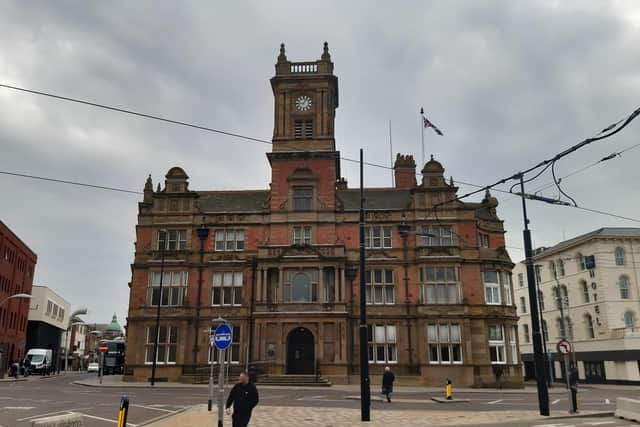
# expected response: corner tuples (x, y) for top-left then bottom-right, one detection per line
(393, 153), (417, 189)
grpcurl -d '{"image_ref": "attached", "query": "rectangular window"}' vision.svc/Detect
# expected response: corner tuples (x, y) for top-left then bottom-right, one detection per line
(520, 296), (527, 313)
(52, 304), (58, 319)
(293, 188), (313, 211)
(365, 226), (392, 249)
(483, 271), (501, 305)
(367, 324), (397, 364)
(523, 324), (530, 343)
(365, 269), (395, 305)
(158, 230), (187, 251)
(502, 272), (512, 306)
(212, 271), (243, 306)
(46, 300), (53, 315)
(419, 226), (454, 247)
(214, 229), (244, 251)
(293, 226), (312, 245)
(418, 266), (460, 304)
(149, 271), (188, 306)
(209, 325), (241, 364)
(488, 324), (506, 364)
(283, 269), (319, 303)
(145, 326), (178, 364)
(58, 308), (65, 321)
(518, 273), (524, 288)
(479, 233), (490, 248)
(510, 325), (518, 364)
(427, 323), (462, 364)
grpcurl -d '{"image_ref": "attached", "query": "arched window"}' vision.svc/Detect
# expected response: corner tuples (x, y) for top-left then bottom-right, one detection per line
(556, 317), (566, 338)
(560, 285), (569, 307)
(619, 275), (631, 299)
(538, 290), (545, 311)
(542, 320), (549, 342)
(580, 280), (589, 303)
(558, 259), (565, 276)
(584, 314), (595, 339)
(577, 253), (585, 271)
(552, 286), (560, 309)
(615, 247), (625, 266)
(550, 261), (557, 279)
(624, 311), (636, 329)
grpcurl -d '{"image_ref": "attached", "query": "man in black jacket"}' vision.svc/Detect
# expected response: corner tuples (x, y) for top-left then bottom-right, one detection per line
(382, 366), (395, 403)
(226, 372), (259, 427)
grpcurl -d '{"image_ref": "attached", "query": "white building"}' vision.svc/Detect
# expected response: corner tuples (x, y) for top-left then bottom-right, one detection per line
(514, 228), (640, 384)
(26, 286), (71, 369)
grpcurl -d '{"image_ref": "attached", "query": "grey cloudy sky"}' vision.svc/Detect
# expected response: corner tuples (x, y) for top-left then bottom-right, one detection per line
(1, 1), (639, 324)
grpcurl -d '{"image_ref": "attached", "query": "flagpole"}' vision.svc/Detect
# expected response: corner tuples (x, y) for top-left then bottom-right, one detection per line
(389, 120), (394, 187)
(420, 107), (425, 167)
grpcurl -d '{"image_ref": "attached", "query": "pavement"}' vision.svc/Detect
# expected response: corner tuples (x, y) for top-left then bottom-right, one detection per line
(146, 404), (614, 427)
(0, 373), (632, 427)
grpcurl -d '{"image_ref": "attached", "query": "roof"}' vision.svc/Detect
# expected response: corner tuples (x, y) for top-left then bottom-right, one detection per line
(337, 189), (412, 210)
(534, 227), (640, 259)
(106, 314), (122, 332)
(198, 191), (269, 213)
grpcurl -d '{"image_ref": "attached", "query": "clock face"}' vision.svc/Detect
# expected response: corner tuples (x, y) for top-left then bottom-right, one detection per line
(295, 95), (312, 112)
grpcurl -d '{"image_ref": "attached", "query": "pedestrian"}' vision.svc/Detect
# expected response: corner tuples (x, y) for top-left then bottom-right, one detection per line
(225, 371), (259, 427)
(569, 366), (579, 413)
(23, 356), (31, 377)
(382, 366), (395, 403)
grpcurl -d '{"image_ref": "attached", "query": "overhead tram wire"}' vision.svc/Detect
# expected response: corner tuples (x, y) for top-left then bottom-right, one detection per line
(2, 83), (639, 224)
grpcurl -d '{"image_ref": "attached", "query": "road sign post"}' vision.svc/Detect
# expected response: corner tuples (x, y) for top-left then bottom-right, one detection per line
(213, 323), (232, 427)
(99, 343), (107, 385)
(557, 339), (573, 413)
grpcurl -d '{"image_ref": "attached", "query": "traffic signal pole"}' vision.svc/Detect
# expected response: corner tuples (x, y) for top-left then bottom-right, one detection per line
(519, 174), (550, 416)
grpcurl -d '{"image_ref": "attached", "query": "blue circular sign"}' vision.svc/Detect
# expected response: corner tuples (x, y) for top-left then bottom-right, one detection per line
(213, 324), (232, 350)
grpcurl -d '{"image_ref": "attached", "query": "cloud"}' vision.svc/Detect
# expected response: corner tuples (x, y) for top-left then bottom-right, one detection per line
(0, 0), (639, 323)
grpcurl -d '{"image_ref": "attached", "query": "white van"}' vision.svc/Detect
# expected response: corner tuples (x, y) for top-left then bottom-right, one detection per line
(26, 349), (53, 374)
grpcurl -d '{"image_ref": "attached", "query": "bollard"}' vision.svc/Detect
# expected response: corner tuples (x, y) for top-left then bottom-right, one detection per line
(445, 378), (452, 400)
(117, 395), (129, 427)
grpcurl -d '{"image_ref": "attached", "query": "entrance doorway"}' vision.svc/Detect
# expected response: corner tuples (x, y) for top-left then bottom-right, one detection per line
(287, 327), (315, 374)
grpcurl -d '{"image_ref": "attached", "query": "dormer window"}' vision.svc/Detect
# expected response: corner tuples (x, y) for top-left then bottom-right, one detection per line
(293, 187), (313, 211)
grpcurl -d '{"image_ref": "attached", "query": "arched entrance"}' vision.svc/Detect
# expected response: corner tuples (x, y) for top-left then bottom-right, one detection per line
(286, 327), (315, 374)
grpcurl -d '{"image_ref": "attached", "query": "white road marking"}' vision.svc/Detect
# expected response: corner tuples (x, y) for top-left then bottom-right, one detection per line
(17, 408), (93, 422)
(130, 403), (176, 413)
(552, 399), (561, 404)
(1, 406), (34, 410)
(487, 399), (503, 404)
(584, 422), (615, 426)
(71, 412), (138, 426)
(533, 424), (574, 427)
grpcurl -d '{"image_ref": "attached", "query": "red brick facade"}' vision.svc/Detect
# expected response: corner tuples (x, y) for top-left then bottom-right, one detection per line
(0, 220), (37, 367)
(125, 43), (521, 387)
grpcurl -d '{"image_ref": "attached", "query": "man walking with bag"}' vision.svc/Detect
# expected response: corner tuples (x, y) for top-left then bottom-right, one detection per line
(382, 366), (395, 403)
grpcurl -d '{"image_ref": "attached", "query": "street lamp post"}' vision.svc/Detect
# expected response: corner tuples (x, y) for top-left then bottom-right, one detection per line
(193, 222), (210, 371)
(150, 241), (167, 386)
(398, 216), (414, 371)
(345, 266), (357, 376)
(358, 148), (370, 421)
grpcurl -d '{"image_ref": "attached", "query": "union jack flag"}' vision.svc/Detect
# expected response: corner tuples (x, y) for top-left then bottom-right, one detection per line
(423, 116), (443, 136)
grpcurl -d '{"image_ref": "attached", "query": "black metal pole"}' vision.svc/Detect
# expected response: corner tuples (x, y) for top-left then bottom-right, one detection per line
(194, 224), (209, 370)
(359, 148), (371, 421)
(520, 174), (550, 416)
(399, 221), (413, 371)
(535, 275), (551, 387)
(150, 244), (166, 386)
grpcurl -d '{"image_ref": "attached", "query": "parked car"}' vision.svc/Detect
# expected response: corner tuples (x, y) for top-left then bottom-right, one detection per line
(87, 362), (99, 373)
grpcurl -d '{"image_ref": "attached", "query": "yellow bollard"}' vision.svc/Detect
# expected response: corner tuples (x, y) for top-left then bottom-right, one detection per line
(445, 378), (452, 400)
(117, 395), (129, 427)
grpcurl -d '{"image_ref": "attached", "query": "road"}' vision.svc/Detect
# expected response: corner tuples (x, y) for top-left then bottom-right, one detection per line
(0, 373), (632, 426)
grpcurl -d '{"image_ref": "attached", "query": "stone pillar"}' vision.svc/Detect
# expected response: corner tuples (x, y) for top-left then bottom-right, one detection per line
(256, 267), (263, 302)
(278, 268), (284, 302)
(334, 267), (340, 303)
(340, 267), (345, 303)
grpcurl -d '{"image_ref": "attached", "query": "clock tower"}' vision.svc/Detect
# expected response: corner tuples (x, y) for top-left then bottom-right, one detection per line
(270, 42), (338, 152)
(267, 43), (341, 212)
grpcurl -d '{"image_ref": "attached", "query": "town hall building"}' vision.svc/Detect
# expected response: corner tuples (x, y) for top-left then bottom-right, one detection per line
(125, 43), (521, 387)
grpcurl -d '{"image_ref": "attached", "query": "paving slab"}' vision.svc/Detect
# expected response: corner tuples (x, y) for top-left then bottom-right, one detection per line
(145, 404), (608, 427)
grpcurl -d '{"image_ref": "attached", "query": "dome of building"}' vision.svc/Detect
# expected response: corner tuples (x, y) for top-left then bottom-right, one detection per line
(105, 314), (122, 333)
(420, 155), (445, 174)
